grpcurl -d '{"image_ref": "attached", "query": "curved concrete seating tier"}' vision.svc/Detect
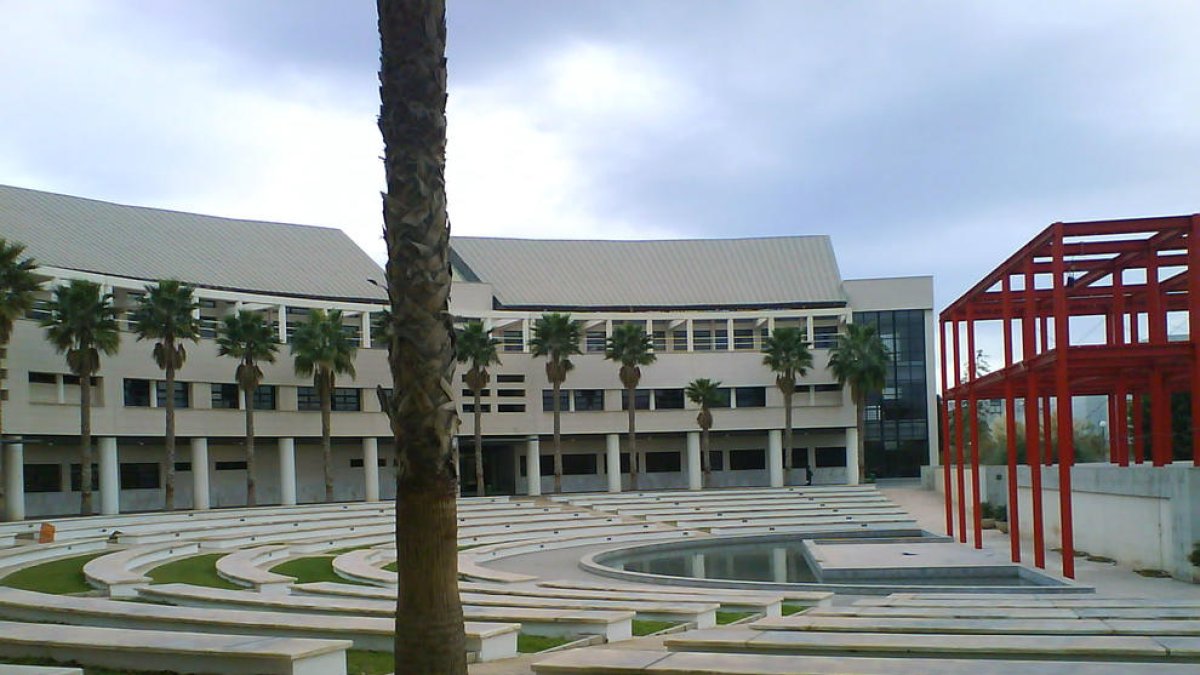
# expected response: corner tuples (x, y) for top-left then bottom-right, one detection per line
(461, 580), (784, 617)
(706, 520), (920, 536)
(197, 522), (394, 550)
(631, 501), (893, 519)
(460, 522), (677, 549)
(139, 582), (634, 642)
(860, 593), (1200, 608)
(82, 542), (201, 597)
(0, 665), (81, 674)
(0, 539), (108, 573)
(331, 548), (396, 586)
(214, 545), (295, 593)
(657, 510), (910, 528)
(0, 534), (15, 549)
(553, 486), (881, 508)
(0, 619), (350, 675)
(115, 507), (393, 545)
(538, 580), (831, 610)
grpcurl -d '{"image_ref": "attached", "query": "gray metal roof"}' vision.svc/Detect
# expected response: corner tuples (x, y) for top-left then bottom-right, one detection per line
(450, 235), (846, 310)
(0, 184), (386, 302)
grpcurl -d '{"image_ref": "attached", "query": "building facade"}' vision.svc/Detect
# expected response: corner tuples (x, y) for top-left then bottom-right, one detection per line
(0, 185), (936, 518)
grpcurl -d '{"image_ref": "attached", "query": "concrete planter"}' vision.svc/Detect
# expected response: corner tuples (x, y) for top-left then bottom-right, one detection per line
(981, 518), (996, 530)
(996, 521), (1009, 534)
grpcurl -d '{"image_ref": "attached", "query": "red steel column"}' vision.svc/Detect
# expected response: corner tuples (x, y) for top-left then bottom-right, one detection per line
(1190, 215), (1200, 466)
(1024, 259), (1046, 569)
(1002, 274), (1020, 562)
(1133, 389), (1146, 464)
(939, 319), (954, 536)
(1107, 395), (1118, 463)
(967, 307), (983, 549)
(1052, 223), (1076, 579)
(1115, 379), (1130, 467)
(1043, 394), (1054, 465)
(1151, 371), (1170, 466)
(952, 320), (967, 543)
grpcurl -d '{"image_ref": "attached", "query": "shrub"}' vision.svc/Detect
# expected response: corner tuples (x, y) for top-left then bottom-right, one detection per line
(1190, 542), (1200, 568)
(979, 502), (995, 519)
(992, 504), (1007, 522)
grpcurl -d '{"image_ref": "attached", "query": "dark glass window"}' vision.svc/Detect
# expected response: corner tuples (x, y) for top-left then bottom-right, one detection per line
(120, 462), (160, 489)
(854, 309), (929, 478)
(644, 451), (681, 473)
(154, 381), (189, 409)
(252, 385), (276, 411)
(712, 388), (732, 408)
(211, 383), (240, 409)
(734, 387), (766, 408)
(332, 387), (361, 412)
(28, 372), (56, 385)
(621, 389), (651, 411)
(350, 458), (388, 468)
(813, 325), (839, 349)
(653, 389), (684, 410)
(816, 446), (847, 468)
(462, 403), (491, 413)
(573, 389), (605, 412)
(461, 388), (490, 397)
(562, 454), (597, 475)
(24, 464), (61, 493)
(496, 374), (525, 383)
(708, 450), (724, 471)
(497, 388), (524, 398)
(729, 449), (766, 470)
(497, 403), (525, 413)
(297, 386), (321, 411)
(216, 461), (248, 471)
(539, 454), (554, 476)
(123, 379), (151, 407)
(541, 389), (570, 412)
(814, 383), (842, 393)
(502, 330), (524, 352)
(69, 464), (99, 491)
(585, 330), (606, 353)
(174, 462), (192, 472)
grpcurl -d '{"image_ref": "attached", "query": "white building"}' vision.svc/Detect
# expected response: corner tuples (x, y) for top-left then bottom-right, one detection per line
(0, 185), (936, 518)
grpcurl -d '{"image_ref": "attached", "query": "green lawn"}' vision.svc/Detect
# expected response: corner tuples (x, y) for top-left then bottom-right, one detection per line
(146, 553), (241, 590)
(716, 610), (754, 625)
(632, 619), (680, 636)
(270, 555), (372, 586)
(781, 603), (807, 616)
(517, 633), (572, 653)
(382, 561), (396, 573)
(0, 551), (107, 594)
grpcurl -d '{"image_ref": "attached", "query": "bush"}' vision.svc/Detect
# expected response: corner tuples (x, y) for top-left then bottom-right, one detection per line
(979, 502), (995, 519)
(992, 504), (1007, 522)
(1190, 542), (1200, 568)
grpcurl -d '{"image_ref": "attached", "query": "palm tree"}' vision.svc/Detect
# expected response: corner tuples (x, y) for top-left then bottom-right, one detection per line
(685, 378), (721, 488)
(0, 240), (40, 519)
(216, 310), (279, 507)
(456, 322), (500, 497)
(605, 323), (656, 491)
(530, 313), (581, 493)
(41, 280), (119, 516)
(829, 322), (888, 483)
(379, 0), (467, 669)
(762, 326), (813, 479)
(131, 280), (199, 511)
(290, 309), (358, 503)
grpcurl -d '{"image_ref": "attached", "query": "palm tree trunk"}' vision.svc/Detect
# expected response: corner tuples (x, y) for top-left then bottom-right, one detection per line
(783, 390), (794, 479)
(627, 384), (638, 491)
(856, 391), (867, 483)
(79, 374), (93, 516)
(322, 374), (333, 502)
(164, 356), (176, 510)
(473, 391), (484, 497)
(701, 425), (711, 488)
(244, 390), (256, 507)
(0, 343), (7, 517)
(379, 1), (467, 670)
(552, 380), (562, 493)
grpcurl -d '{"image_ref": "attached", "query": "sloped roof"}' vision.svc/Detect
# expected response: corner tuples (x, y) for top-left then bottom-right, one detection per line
(0, 184), (385, 302)
(450, 235), (846, 310)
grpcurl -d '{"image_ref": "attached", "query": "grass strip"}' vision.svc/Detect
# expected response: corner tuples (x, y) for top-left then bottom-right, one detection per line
(781, 603), (807, 616)
(716, 610), (754, 625)
(0, 551), (107, 595)
(347, 649), (394, 675)
(517, 633), (573, 653)
(147, 553), (241, 590)
(270, 555), (373, 586)
(632, 619), (680, 636)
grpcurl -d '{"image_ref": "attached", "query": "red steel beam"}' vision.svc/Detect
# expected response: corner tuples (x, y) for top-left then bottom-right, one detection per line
(939, 319), (954, 537)
(1052, 224), (1076, 580)
(1024, 259), (1046, 569)
(967, 308), (983, 550)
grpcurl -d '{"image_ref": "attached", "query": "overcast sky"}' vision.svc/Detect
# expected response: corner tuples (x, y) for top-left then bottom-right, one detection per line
(2, 1), (1198, 316)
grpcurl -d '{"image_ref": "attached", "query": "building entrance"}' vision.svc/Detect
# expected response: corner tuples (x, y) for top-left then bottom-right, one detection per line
(459, 442), (517, 496)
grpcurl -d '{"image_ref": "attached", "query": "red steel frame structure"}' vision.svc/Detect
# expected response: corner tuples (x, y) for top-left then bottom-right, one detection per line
(940, 214), (1200, 579)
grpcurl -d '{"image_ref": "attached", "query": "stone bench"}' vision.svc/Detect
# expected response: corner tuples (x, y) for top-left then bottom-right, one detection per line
(671, 511), (912, 528)
(82, 542), (201, 597)
(666, 627), (1195, 662)
(291, 580), (719, 628)
(707, 520), (920, 536)
(458, 556), (537, 583)
(0, 539), (108, 574)
(198, 522), (394, 550)
(753, 613), (1200, 636)
(0, 534), (15, 549)
(632, 501), (893, 519)
(140, 582), (633, 642)
(816, 605), (1200, 621)
(460, 522), (672, 549)
(539, 579), (830, 611)
(287, 531), (394, 555)
(214, 545), (295, 593)
(530, 648), (1200, 674)
(0, 618), (349, 675)
(556, 487), (880, 508)
(0, 665), (81, 674)
(466, 527), (697, 565)
(331, 548), (396, 586)
(862, 594), (1200, 609)
(464, 580), (783, 617)
(113, 507), (394, 545)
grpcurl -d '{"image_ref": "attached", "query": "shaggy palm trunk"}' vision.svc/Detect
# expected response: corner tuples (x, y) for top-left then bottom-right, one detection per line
(627, 384), (638, 491)
(0, 343), (7, 517)
(164, 355), (177, 510)
(783, 389), (794, 476)
(244, 388), (256, 507)
(855, 390), (867, 483)
(473, 391), (484, 497)
(79, 374), (93, 516)
(552, 380), (563, 493)
(379, 0), (467, 671)
(701, 423), (711, 488)
(322, 374), (334, 502)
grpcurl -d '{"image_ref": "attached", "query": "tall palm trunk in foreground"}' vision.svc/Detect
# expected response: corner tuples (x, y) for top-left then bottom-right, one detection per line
(378, 0), (467, 671)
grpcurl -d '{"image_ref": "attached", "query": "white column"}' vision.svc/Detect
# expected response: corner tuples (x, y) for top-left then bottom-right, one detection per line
(686, 431), (702, 490)
(278, 438), (296, 506)
(807, 314), (815, 345)
(690, 552), (706, 579)
(363, 437), (380, 502)
(55, 375), (66, 404)
(99, 437), (119, 516)
(361, 312), (373, 349)
(924, 308), (940, 466)
(526, 437), (541, 496)
(845, 427), (860, 486)
(806, 447), (817, 485)
(4, 440), (24, 521)
(767, 429), (784, 488)
(190, 438), (210, 511)
(277, 304), (288, 343)
(772, 547), (788, 583)
(606, 433), (621, 493)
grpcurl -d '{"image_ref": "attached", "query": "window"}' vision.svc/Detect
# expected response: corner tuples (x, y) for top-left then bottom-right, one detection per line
(216, 461), (248, 471)
(729, 449), (766, 470)
(24, 464), (61, 493)
(621, 389), (651, 411)
(502, 330), (524, 353)
(497, 403), (525, 413)
(252, 385), (276, 411)
(562, 454), (597, 475)
(573, 389), (605, 412)
(350, 458), (388, 468)
(539, 455), (554, 476)
(461, 388), (491, 397)
(332, 388), (361, 412)
(653, 389), (684, 410)
(174, 462), (192, 472)
(211, 383), (239, 409)
(733, 328), (756, 351)
(692, 328), (712, 351)
(644, 451), (681, 473)
(541, 389), (569, 412)
(652, 330), (667, 352)
(712, 388), (732, 408)
(497, 389), (525, 398)
(708, 451), (724, 471)
(297, 386), (321, 411)
(813, 383), (842, 393)
(28, 372), (56, 385)
(123, 379), (151, 407)
(585, 329), (606, 353)
(462, 403), (492, 413)
(496, 374), (525, 383)
(670, 329), (687, 351)
(815, 446), (847, 467)
(813, 325), (839, 349)
(63, 375), (99, 386)
(120, 462), (160, 489)
(69, 464), (99, 492)
(154, 381), (189, 409)
(734, 387), (766, 408)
